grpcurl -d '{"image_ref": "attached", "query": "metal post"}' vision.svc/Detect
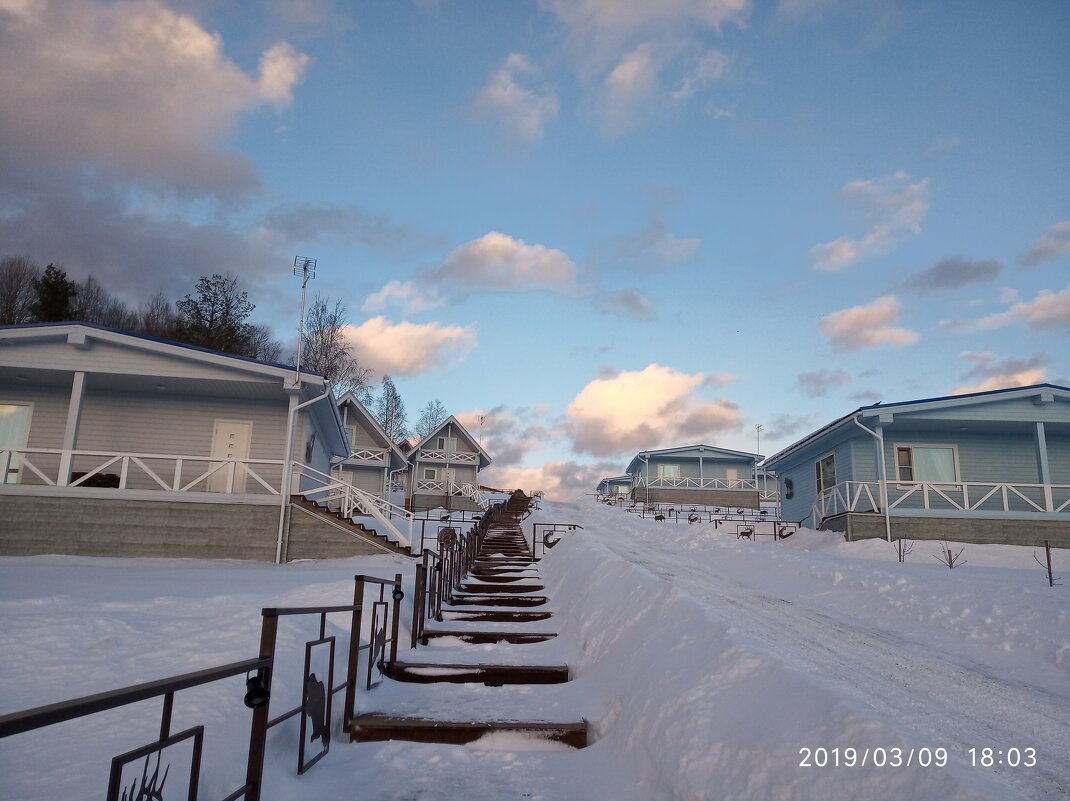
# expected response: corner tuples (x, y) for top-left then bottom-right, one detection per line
(343, 576), (364, 731)
(245, 613), (278, 801)
(389, 573), (403, 665)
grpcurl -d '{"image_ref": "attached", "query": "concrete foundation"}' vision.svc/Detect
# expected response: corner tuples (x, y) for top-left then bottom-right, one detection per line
(824, 512), (1070, 548)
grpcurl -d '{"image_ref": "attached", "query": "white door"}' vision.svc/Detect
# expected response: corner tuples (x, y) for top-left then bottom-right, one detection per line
(208, 420), (252, 493)
(0, 403), (32, 484)
(444, 467), (457, 491)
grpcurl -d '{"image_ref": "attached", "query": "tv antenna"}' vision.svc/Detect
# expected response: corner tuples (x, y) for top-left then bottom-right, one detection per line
(293, 256), (317, 385)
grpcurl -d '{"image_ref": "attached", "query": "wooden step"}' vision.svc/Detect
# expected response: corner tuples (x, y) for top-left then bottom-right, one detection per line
(350, 714), (587, 748)
(442, 609), (552, 623)
(459, 582), (545, 594)
(448, 594), (548, 607)
(388, 661), (569, 685)
(421, 629), (557, 644)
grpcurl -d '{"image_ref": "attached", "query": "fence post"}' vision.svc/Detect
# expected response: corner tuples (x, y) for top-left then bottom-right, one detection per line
(389, 573), (403, 665)
(344, 576), (366, 734)
(245, 612), (278, 801)
(411, 563), (426, 648)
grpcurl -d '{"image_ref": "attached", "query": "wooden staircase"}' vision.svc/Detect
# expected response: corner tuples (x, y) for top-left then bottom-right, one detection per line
(350, 508), (587, 748)
(289, 495), (411, 556)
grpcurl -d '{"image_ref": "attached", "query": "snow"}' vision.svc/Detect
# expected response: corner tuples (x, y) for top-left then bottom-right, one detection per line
(1, 500), (1068, 800)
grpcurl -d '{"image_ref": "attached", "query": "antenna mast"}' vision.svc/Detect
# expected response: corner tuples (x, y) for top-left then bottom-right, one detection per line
(292, 256), (317, 385)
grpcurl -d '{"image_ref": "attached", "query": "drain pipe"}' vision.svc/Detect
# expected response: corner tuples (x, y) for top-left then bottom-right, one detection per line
(276, 384), (335, 564)
(851, 415), (893, 542)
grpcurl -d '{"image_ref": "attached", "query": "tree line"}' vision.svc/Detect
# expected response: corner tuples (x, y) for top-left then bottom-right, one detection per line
(1, 255), (450, 444)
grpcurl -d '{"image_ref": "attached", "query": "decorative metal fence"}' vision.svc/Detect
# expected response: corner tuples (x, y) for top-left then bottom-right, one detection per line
(0, 572), (406, 800)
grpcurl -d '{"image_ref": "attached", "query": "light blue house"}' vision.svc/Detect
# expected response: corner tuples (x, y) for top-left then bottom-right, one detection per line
(762, 384), (1070, 546)
(626, 444), (773, 508)
(596, 474), (632, 497)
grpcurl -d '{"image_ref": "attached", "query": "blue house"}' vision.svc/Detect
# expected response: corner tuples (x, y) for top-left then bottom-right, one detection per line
(762, 384), (1070, 546)
(626, 444), (773, 508)
(596, 474), (632, 497)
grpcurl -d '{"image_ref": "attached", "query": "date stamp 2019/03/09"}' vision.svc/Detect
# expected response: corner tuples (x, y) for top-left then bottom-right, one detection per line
(798, 747), (1038, 769)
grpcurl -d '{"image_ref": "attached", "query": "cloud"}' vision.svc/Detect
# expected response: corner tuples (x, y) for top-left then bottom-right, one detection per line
(426, 231), (585, 295)
(0, 0), (308, 193)
(671, 48), (732, 99)
(762, 413), (818, 442)
(976, 282), (1070, 331)
(596, 289), (656, 319)
(901, 257), (1001, 292)
(261, 203), (445, 258)
(795, 369), (851, 397)
(609, 217), (701, 268)
(566, 363), (742, 457)
(343, 317), (477, 376)
(455, 406), (556, 468)
(818, 296), (919, 351)
(361, 280), (444, 314)
(598, 43), (660, 134)
(477, 53), (558, 140)
(810, 172), (930, 271)
(480, 459), (622, 500)
(540, 0), (749, 66)
(955, 352), (1049, 395)
(1019, 220), (1070, 268)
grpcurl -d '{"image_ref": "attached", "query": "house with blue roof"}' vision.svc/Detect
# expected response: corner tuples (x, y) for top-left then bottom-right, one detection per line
(626, 444), (774, 508)
(596, 474), (633, 497)
(0, 323), (416, 561)
(762, 384), (1070, 546)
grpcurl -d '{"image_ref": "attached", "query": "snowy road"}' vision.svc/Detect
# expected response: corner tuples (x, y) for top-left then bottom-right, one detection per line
(588, 523), (1070, 801)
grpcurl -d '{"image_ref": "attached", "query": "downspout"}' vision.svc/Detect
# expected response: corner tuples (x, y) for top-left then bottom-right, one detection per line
(275, 383), (335, 564)
(851, 415), (892, 542)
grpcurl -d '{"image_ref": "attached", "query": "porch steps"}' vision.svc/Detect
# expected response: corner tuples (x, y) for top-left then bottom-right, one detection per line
(289, 495), (412, 556)
(350, 499), (587, 748)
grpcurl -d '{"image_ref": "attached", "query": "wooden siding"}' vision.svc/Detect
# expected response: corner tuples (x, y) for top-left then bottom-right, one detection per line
(1046, 433), (1070, 483)
(341, 405), (382, 448)
(340, 465), (385, 494)
(881, 430), (1044, 484)
(776, 432), (856, 524)
(1, 384), (69, 450)
(641, 455), (756, 480)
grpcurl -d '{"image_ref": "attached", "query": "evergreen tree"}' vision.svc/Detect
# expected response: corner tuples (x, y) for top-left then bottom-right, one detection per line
(31, 263), (79, 322)
(374, 375), (408, 442)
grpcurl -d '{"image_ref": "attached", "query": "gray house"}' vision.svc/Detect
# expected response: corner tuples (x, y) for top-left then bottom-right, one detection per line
(406, 416), (491, 512)
(0, 322), (406, 560)
(596, 475), (633, 497)
(335, 391), (408, 497)
(762, 384), (1070, 546)
(626, 444), (773, 508)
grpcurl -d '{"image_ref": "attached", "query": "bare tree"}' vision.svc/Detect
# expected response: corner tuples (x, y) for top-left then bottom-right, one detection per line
(374, 375), (408, 442)
(414, 399), (448, 439)
(74, 275), (139, 330)
(137, 290), (177, 339)
(298, 295), (372, 399)
(0, 256), (41, 324)
(246, 322), (283, 362)
(173, 273), (256, 355)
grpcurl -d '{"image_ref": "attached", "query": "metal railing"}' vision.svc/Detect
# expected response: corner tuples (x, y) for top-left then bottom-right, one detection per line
(0, 572), (405, 799)
(413, 478), (488, 510)
(531, 522), (582, 559)
(417, 449), (478, 463)
(812, 479), (1070, 522)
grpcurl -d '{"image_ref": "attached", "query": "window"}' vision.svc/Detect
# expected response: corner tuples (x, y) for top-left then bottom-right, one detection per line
(815, 453), (836, 493)
(423, 468), (437, 480)
(0, 403), (32, 484)
(436, 436), (457, 452)
(895, 445), (958, 483)
(344, 425), (357, 450)
(656, 463), (681, 479)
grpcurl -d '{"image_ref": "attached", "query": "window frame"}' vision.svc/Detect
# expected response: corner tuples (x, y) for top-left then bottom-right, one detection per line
(655, 463), (681, 479)
(815, 451), (837, 494)
(893, 443), (960, 485)
(422, 467), (437, 481)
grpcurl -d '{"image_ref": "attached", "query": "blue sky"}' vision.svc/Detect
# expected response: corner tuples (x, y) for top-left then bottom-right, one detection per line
(1, 0), (1068, 496)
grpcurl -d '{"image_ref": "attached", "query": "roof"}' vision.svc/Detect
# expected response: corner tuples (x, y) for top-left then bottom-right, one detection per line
(0, 321), (324, 380)
(409, 415), (492, 468)
(336, 391), (408, 468)
(763, 383), (1070, 469)
(626, 443), (762, 474)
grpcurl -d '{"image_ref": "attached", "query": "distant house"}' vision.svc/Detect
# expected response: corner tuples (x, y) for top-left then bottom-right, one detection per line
(406, 416), (491, 512)
(596, 475), (633, 497)
(335, 392), (408, 497)
(762, 384), (1070, 546)
(0, 322), (407, 561)
(626, 444), (773, 508)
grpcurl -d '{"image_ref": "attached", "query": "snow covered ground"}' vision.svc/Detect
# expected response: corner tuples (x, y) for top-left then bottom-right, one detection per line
(1, 499), (1068, 800)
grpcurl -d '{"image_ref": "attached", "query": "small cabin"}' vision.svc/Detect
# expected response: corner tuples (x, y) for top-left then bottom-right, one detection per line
(626, 444), (769, 508)
(406, 416), (491, 512)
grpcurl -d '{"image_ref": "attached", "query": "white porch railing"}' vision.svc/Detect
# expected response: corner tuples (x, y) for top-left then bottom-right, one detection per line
(0, 447), (282, 495)
(414, 478), (488, 510)
(812, 479), (1070, 523)
(417, 449), (478, 463)
(635, 475), (779, 500)
(295, 463), (415, 551)
(345, 447), (388, 464)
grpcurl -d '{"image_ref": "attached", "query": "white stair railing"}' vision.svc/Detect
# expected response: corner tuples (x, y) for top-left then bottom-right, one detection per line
(294, 463), (415, 552)
(450, 479), (489, 510)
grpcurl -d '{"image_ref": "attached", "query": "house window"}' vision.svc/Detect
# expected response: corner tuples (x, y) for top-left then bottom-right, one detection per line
(815, 453), (836, 493)
(656, 464), (681, 479)
(344, 425), (357, 450)
(436, 436), (457, 451)
(423, 468), (437, 480)
(895, 445), (958, 483)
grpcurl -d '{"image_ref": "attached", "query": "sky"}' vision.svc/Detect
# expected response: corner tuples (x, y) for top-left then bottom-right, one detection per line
(1, 0), (1068, 497)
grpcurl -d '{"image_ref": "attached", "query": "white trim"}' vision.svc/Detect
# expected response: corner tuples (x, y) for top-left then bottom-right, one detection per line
(0, 401), (33, 485)
(815, 450), (837, 494)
